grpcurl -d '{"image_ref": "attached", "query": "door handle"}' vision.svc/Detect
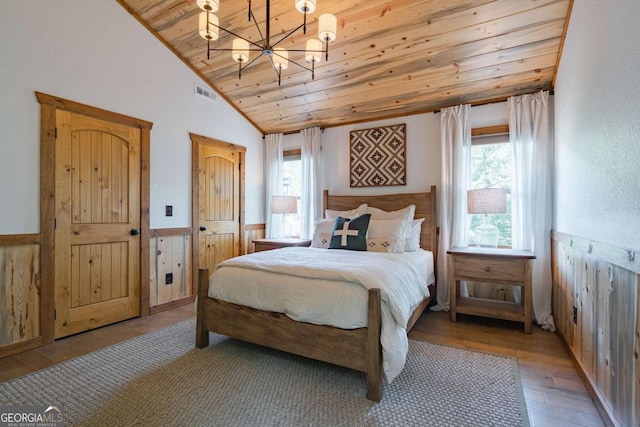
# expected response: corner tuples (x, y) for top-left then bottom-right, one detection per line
(199, 225), (207, 231)
(130, 229), (140, 236)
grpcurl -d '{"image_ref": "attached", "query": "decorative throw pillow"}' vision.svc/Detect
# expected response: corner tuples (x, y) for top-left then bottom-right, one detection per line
(366, 205), (416, 250)
(366, 219), (406, 253)
(405, 218), (425, 252)
(311, 219), (334, 249)
(329, 214), (371, 251)
(325, 203), (368, 220)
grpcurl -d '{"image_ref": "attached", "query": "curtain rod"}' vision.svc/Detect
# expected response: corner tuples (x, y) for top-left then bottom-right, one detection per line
(262, 127), (325, 139)
(433, 90), (554, 114)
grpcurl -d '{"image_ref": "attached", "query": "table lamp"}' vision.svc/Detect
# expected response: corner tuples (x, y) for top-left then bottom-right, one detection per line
(467, 188), (507, 248)
(271, 195), (298, 238)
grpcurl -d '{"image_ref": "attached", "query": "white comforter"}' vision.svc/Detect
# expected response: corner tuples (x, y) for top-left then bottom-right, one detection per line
(208, 247), (433, 383)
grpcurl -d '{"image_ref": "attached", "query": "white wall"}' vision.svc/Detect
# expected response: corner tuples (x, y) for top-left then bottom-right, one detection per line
(554, 0), (640, 250)
(284, 102), (508, 206)
(0, 0), (264, 233)
(321, 114), (441, 196)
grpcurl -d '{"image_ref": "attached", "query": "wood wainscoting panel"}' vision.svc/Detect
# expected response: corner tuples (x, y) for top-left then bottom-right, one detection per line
(0, 243), (40, 347)
(243, 224), (265, 254)
(150, 232), (192, 308)
(552, 231), (639, 427)
(144, 223), (271, 312)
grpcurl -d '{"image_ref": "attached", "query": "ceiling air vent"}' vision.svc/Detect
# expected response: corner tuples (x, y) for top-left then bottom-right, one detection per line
(194, 83), (217, 102)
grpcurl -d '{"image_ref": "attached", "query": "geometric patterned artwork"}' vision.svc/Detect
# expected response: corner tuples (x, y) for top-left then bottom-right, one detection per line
(350, 124), (406, 187)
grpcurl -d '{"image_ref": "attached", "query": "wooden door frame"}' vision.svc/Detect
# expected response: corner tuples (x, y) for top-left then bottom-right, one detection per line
(190, 133), (246, 286)
(37, 92), (153, 345)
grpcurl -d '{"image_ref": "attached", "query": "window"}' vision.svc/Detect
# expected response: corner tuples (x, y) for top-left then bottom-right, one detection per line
(469, 128), (512, 247)
(282, 150), (302, 238)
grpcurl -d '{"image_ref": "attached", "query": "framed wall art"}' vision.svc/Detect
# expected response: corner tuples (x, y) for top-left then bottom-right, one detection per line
(349, 123), (406, 187)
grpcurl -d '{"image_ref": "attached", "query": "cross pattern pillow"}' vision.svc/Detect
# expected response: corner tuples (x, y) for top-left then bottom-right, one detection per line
(329, 214), (371, 251)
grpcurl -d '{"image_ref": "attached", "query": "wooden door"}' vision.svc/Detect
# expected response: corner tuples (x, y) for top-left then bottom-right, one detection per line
(54, 110), (141, 338)
(197, 143), (242, 272)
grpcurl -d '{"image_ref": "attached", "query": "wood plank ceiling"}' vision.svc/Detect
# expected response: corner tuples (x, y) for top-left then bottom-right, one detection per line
(117, 0), (572, 134)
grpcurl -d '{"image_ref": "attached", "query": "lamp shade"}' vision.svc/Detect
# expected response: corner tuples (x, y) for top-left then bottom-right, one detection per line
(199, 12), (219, 41)
(295, 0), (316, 14)
(318, 14), (337, 42)
(272, 196), (297, 214)
(305, 39), (323, 63)
(272, 48), (289, 70)
(232, 38), (249, 63)
(467, 189), (507, 215)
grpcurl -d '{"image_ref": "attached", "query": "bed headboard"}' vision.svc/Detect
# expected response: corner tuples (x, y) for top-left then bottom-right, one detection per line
(322, 186), (438, 261)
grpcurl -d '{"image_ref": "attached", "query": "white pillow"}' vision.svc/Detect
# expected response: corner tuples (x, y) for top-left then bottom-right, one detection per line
(325, 203), (368, 220)
(311, 219), (334, 248)
(405, 218), (425, 252)
(366, 219), (405, 253)
(366, 205), (416, 250)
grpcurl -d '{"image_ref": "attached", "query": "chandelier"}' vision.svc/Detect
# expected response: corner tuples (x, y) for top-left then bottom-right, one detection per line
(196, 0), (337, 85)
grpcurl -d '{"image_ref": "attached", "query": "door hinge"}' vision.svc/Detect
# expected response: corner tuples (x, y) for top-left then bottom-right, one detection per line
(54, 127), (57, 139)
(54, 309), (57, 320)
(238, 163), (241, 171)
(54, 218), (57, 229)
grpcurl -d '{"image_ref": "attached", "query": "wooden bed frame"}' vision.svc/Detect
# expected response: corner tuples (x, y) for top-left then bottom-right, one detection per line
(196, 186), (437, 401)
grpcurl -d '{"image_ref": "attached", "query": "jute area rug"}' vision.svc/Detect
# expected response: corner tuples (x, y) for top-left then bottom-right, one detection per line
(0, 318), (529, 426)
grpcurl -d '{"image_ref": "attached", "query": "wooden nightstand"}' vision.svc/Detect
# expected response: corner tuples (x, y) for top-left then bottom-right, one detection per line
(253, 238), (312, 252)
(448, 247), (536, 333)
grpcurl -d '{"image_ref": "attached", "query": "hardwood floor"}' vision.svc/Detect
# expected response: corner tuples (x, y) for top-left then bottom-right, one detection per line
(410, 310), (606, 427)
(1, 305), (605, 426)
(0, 304), (196, 383)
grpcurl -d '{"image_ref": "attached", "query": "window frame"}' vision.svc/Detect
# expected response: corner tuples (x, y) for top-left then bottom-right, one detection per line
(470, 124), (512, 249)
(282, 148), (302, 238)
(283, 148), (301, 160)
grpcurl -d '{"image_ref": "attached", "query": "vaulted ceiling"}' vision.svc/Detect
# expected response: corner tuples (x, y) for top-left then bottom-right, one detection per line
(117, 0), (572, 134)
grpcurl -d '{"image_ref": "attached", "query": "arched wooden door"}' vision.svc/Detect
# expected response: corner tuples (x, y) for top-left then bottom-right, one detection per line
(54, 110), (141, 338)
(191, 134), (245, 277)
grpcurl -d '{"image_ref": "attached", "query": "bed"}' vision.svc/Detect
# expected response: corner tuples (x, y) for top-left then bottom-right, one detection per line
(196, 186), (437, 401)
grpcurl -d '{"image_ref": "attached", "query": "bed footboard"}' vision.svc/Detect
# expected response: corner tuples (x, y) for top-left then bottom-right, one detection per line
(195, 268), (383, 401)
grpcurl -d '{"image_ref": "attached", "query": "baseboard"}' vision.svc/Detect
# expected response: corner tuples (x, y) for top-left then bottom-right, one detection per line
(149, 295), (195, 315)
(0, 337), (42, 359)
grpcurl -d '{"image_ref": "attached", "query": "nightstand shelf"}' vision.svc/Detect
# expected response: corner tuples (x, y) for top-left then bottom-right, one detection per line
(448, 247), (536, 333)
(456, 297), (524, 323)
(253, 238), (312, 252)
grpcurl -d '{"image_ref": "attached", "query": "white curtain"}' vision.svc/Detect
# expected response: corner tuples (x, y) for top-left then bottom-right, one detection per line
(433, 104), (472, 311)
(300, 127), (323, 239)
(508, 91), (555, 331)
(264, 133), (284, 238)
